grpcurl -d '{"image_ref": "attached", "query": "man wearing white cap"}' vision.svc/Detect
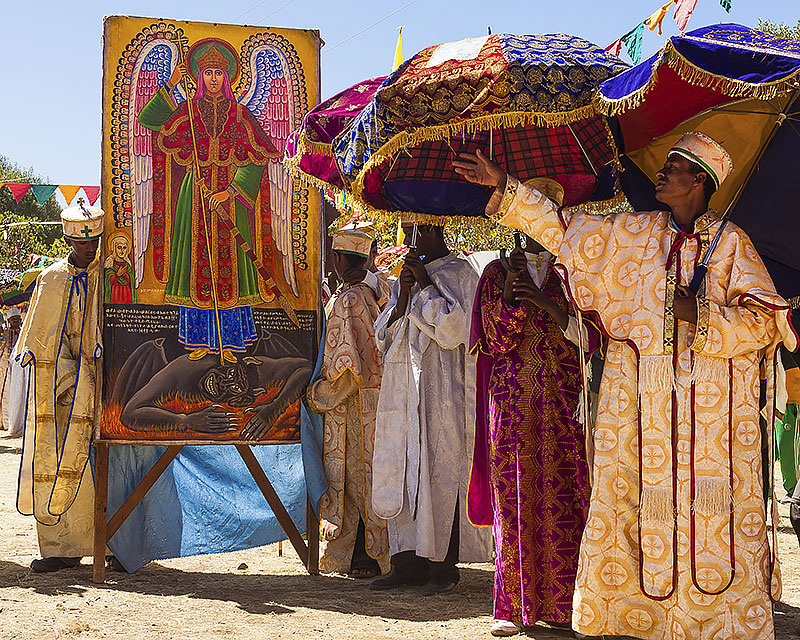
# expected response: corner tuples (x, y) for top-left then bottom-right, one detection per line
(455, 133), (795, 640)
(15, 200), (105, 572)
(308, 229), (389, 578)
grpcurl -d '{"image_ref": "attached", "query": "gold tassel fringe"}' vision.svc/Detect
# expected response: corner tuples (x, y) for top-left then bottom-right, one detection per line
(640, 486), (673, 524)
(349, 104), (604, 197)
(595, 41), (800, 117)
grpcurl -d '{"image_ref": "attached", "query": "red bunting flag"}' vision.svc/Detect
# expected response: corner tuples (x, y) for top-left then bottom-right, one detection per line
(82, 186), (101, 205)
(6, 183), (31, 203)
(673, 0), (698, 33)
(59, 185), (81, 205)
(606, 38), (623, 57)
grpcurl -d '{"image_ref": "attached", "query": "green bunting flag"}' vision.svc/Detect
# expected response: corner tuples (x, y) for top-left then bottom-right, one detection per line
(29, 184), (58, 205)
(621, 22), (645, 64)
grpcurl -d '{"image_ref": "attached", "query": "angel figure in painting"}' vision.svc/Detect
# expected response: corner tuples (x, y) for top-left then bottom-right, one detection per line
(134, 37), (299, 363)
(104, 234), (136, 304)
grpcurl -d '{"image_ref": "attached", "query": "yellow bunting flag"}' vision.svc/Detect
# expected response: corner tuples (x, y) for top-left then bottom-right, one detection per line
(392, 27), (404, 72)
(59, 185), (82, 205)
(645, 0), (676, 35)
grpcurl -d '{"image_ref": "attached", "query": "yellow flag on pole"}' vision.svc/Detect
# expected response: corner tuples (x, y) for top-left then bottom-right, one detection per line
(392, 26), (404, 71)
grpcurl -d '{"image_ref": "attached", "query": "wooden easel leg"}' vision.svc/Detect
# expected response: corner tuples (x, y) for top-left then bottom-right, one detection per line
(93, 443), (109, 584)
(235, 444), (309, 567)
(306, 496), (319, 575)
(106, 445), (183, 540)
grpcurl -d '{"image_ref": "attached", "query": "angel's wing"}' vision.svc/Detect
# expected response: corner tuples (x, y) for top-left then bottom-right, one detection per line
(242, 46), (299, 297)
(129, 40), (182, 288)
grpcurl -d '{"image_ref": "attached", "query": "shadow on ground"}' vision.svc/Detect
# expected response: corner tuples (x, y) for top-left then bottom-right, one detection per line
(0, 559), (494, 621)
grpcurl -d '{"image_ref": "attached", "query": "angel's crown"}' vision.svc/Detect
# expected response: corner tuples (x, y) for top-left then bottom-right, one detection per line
(197, 46), (228, 71)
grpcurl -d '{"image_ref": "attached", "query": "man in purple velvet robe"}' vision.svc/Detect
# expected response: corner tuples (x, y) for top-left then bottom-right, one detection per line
(468, 181), (597, 637)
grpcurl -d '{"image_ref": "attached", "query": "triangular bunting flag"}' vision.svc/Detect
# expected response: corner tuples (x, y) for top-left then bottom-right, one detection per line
(621, 22), (645, 64)
(82, 186), (101, 205)
(645, 0), (675, 35)
(30, 184), (58, 206)
(0, 183), (5, 191)
(7, 183), (31, 203)
(392, 26), (404, 72)
(674, 0), (699, 33)
(59, 185), (81, 205)
(719, 0), (731, 11)
(606, 37), (623, 57)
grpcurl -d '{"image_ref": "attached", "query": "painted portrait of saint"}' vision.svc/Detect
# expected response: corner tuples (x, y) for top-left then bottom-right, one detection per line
(104, 234), (136, 304)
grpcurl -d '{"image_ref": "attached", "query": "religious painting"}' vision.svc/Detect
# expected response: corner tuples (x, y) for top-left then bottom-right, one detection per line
(99, 16), (322, 443)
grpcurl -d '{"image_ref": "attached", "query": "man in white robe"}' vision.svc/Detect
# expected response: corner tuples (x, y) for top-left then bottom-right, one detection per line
(370, 223), (493, 595)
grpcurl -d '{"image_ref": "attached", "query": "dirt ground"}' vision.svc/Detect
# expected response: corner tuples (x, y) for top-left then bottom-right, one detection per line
(1, 434), (799, 640)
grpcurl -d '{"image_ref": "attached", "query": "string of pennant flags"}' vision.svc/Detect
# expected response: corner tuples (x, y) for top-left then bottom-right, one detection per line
(0, 182), (101, 207)
(606, 0), (732, 64)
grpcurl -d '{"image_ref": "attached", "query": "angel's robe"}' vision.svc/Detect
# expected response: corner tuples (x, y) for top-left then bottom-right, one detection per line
(138, 87), (278, 352)
(308, 280), (389, 574)
(371, 253), (493, 563)
(15, 257), (102, 557)
(489, 177), (796, 640)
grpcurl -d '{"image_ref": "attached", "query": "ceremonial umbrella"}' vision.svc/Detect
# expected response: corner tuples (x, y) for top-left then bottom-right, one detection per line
(284, 76), (386, 194)
(0, 269), (23, 306)
(595, 23), (800, 302)
(331, 33), (629, 224)
(0, 255), (58, 306)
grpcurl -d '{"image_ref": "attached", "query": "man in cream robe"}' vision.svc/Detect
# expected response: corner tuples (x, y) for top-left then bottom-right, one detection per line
(308, 229), (389, 577)
(16, 202), (105, 572)
(455, 133), (795, 639)
(370, 224), (492, 596)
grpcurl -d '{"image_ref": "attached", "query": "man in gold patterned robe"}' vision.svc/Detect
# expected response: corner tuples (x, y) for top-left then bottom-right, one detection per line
(308, 229), (389, 577)
(15, 202), (105, 572)
(455, 132), (795, 640)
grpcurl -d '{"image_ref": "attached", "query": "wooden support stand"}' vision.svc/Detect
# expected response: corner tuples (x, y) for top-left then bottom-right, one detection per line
(92, 442), (319, 583)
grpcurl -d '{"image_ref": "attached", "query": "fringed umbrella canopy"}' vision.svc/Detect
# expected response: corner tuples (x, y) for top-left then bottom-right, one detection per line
(284, 76), (386, 191)
(596, 23), (800, 302)
(332, 33), (628, 224)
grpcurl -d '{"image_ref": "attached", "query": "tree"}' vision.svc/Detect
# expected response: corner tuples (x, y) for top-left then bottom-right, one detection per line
(0, 156), (68, 271)
(757, 19), (800, 41)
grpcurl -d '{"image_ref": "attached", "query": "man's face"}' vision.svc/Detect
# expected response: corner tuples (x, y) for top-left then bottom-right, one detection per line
(655, 153), (703, 205)
(8, 316), (22, 330)
(68, 238), (100, 267)
(202, 68), (225, 95)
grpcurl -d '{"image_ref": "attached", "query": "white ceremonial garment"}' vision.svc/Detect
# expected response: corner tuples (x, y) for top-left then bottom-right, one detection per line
(372, 253), (493, 563)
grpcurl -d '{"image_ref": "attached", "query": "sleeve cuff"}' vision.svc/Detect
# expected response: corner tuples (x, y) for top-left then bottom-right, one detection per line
(485, 176), (519, 221)
(689, 296), (710, 352)
(158, 85), (177, 109)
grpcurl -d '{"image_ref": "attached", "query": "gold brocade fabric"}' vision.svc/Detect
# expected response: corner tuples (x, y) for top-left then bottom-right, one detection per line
(308, 282), (388, 571)
(16, 258), (101, 555)
(489, 178), (795, 640)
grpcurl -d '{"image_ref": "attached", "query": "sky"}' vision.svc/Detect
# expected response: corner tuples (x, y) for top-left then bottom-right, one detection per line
(0, 0), (796, 187)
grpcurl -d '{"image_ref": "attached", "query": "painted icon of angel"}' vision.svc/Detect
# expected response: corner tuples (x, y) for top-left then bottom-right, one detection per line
(129, 36), (301, 362)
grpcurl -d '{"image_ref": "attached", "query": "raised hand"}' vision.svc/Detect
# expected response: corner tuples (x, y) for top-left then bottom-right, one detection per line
(453, 149), (506, 189)
(512, 276), (549, 309)
(403, 253), (433, 289)
(168, 62), (187, 88)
